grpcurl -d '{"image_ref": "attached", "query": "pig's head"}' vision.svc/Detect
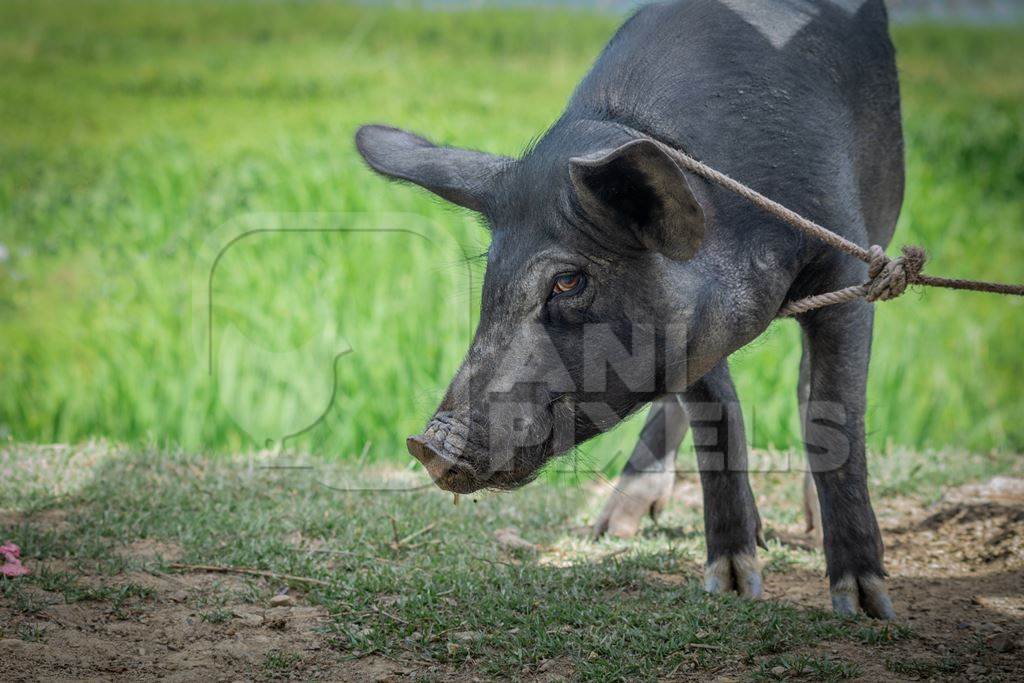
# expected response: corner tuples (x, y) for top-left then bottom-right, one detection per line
(356, 122), (730, 493)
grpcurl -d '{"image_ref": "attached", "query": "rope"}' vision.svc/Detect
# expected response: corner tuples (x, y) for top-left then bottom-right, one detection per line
(652, 140), (1024, 317)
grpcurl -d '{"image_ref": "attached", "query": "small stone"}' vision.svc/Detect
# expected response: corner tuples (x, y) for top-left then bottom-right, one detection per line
(451, 630), (483, 643)
(269, 594), (294, 607)
(494, 527), (536, 551)
(234, 610), (262, 627)
(986, 633), (1016, 653)
(770, 665), (786, 676)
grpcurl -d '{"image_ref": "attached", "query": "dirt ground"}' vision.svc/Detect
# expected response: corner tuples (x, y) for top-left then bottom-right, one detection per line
(768, 476), (1024, 681)
(2, 478), (1022, 682)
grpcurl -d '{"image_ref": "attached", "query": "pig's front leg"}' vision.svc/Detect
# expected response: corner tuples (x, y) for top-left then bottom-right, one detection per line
(688, 361), (765, 599)
(592, 395), (688, 539)
(800, 301), (894, 619)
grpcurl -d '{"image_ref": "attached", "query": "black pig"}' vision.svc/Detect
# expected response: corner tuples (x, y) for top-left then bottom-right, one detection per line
(356, 0), (903, 618)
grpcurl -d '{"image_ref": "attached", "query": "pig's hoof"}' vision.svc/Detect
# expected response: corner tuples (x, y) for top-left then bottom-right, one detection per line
(830, 574), (895, 619)
(704, 553), (763, 599)
(592, 469), (674, 539)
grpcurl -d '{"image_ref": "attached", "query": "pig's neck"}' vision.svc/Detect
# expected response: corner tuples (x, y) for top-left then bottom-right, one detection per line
(537, 118), (796, 382)
(576, 120), (797, 365)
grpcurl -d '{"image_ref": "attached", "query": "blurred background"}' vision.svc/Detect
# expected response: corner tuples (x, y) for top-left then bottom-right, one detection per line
(1, 0), (1021, 478)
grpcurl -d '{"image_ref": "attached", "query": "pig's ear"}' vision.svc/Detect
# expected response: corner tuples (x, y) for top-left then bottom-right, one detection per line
(355, 125), (512, 213)
(569, 139), (706, 261)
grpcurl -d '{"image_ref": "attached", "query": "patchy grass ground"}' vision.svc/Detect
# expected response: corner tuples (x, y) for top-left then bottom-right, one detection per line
(2, 443), (1022, 681)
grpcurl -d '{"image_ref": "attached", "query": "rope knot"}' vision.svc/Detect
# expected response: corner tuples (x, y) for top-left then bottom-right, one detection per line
(865, 244), (927, 302)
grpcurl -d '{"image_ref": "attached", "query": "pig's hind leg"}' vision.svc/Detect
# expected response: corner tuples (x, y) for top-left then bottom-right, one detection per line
(591, 394), (689, 539)
(799, 299), (894, 619)
(688, 361), (765, 599)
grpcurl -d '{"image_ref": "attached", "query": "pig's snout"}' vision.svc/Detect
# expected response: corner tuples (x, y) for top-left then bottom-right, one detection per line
(406, 435), (481, 493)
(406, 413), (483, 494)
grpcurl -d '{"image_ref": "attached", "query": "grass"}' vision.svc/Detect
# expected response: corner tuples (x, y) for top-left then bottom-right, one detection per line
(0, 0), (1022, 474)
(753, 654), (863, 681)
(200, 606), (235, 624)
(16, 623), (48, 643)
(263, 650), (303, 673)
(885, 654), (961, 678)
(4, 442), (966, 680)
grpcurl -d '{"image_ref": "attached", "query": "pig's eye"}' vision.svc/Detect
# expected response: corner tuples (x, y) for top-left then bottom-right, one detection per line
(550, 272), (586, 299)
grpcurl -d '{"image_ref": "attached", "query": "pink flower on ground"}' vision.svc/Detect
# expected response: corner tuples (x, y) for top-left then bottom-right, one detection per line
(1, 541), (29, 577)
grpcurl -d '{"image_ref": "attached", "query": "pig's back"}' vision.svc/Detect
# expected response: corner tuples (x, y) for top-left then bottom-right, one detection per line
(566, 0), (903, 248)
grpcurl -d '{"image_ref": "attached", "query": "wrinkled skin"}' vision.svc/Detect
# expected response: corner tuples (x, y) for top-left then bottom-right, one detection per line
(356, 0), (904, 619)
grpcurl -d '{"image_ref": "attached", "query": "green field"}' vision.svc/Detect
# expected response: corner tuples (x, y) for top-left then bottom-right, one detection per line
(1, 0), (1022, 473)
